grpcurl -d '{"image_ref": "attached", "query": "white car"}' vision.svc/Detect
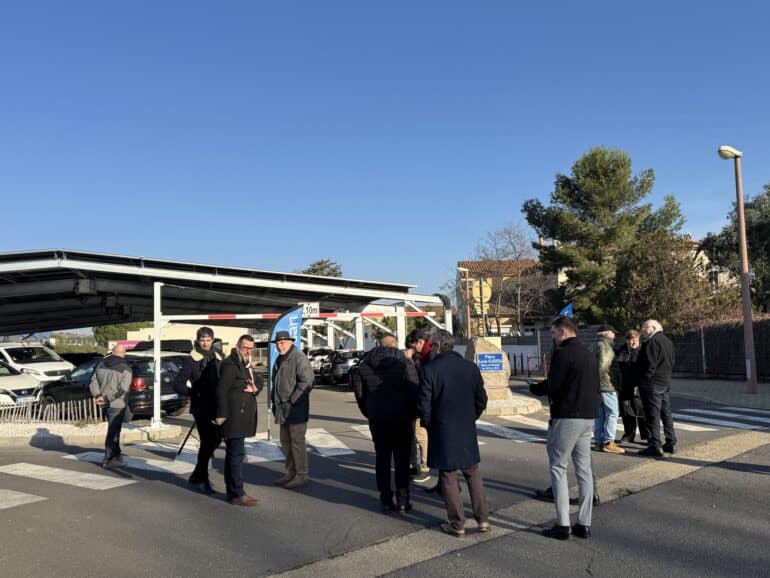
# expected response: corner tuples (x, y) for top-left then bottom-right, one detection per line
(0, 360), (42, 405)
(0, 343), (75, 385)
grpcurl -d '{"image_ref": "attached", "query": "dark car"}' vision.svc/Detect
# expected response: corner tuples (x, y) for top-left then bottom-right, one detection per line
(39, 353), (188, 418)
(320, 350), (364, 385)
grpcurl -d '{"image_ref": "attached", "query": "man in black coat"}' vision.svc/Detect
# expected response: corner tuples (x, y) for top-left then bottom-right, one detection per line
(637, 319), (677, 457)
(418, 330), (490, 538)
(215, 335), (263, 506)
(530, 316), (599, 540)
(352, 334), (419, 513)
(172, 327), (224, 494)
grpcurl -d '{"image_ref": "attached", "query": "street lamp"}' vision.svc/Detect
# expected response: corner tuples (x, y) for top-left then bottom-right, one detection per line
(457, 266), (472, 338)
(718, 145), (758, 394)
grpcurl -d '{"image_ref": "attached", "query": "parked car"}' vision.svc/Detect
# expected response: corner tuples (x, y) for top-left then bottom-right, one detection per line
(320, 350), (365, 384)
(0, 343), (74, 385)
(0, 360), (43, 405)
(39, 352), (188, 418)
(308, 347), (335, 378)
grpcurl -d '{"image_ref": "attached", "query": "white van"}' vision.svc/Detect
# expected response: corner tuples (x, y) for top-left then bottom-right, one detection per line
(0, 343), (75, 384)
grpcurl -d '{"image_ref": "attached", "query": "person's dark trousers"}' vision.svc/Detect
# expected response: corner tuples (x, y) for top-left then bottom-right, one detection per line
(104, 407), (126, 460)
(224, 437), (246, 499)
(641, 387), (677, 449)
(189, 412), (223, 483)
(369, 420), (413, 504)
(440, 464), (489, 532)
(621, 414), (647, 441)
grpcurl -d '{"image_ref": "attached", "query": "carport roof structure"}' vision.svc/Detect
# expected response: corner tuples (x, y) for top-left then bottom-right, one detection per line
(0, 249), (443, 335)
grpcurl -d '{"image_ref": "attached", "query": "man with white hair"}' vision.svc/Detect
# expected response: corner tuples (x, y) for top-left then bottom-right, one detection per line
(90, 344), (133, 468)
(637, 319), (677, 457)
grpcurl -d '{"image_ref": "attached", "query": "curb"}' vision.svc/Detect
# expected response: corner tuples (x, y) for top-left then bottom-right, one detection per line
(0, 424), (184, 449)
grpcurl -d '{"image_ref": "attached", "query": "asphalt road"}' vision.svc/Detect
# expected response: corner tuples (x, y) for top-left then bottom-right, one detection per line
(1, 384), (768, 577)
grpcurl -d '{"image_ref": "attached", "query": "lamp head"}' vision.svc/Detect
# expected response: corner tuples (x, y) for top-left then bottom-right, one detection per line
(718, 145), (743, 159)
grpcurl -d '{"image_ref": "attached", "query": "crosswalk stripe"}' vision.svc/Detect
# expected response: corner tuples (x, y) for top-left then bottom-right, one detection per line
(350, 424), (372, 440)
(0, 462), (136, 490)
(672, 413), (758, 430)
(306, 428), (355, 456)
(65, 452), (195, 475)
(130, 441), (199, 465)
(476, 420), (546, 443)
(680, 408), (770, 425)
(244, 440), (285, 463)
(0, 488), (47, 510)
(722, 407), (770, 417)
(669, 421), (716, 432)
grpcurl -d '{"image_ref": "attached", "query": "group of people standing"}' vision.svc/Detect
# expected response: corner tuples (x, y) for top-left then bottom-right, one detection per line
(529, 316), (677, 540)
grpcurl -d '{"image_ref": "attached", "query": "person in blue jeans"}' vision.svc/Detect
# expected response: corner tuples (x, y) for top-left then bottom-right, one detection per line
(594, 325), (624, 454)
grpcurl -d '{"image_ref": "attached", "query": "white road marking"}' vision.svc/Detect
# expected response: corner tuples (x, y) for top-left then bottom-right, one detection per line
(476, 420), (546, 443)
(0, 462), (136, 490)
(350, 424), (372, 439)
(0, 488), (47, 510)
(306, 428), (355, 456)
(723, 406), (770, 417)
(65, 452), (195, 475)
(672, 413), (758, 430)
(130, 441), (200, 464)
(679, 408), (770, 425)
(499, 415), (549, 430)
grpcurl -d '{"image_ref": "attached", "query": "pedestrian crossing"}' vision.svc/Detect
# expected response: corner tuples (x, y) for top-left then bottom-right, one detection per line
(1, 406), (768, 512)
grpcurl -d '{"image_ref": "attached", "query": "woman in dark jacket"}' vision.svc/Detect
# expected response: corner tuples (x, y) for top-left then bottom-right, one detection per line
(215, 335), (263, 506)
(616, 329), (646, 443)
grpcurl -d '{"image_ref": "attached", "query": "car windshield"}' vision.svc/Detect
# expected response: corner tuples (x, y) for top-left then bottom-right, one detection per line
(5, 346), (64, 364)
(337, 351), (362, 361)
(0, 361), (19, 376)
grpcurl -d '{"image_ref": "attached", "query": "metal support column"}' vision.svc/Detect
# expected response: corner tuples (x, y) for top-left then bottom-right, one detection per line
(396, 306), (407, 349)
(152, 282), (164, 430)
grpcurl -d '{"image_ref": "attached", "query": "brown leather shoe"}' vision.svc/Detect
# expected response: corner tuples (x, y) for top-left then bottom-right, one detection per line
(440, 523), (465, 538)
(229, 495), (258, 507)
(477, 522), (492, 533)
(283, 476), (308, 489)
(601, 441), (626, 454)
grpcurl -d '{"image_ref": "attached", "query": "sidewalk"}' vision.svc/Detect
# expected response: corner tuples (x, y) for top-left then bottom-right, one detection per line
(0, 421), (184, 448)
(672, 378), (770, 409)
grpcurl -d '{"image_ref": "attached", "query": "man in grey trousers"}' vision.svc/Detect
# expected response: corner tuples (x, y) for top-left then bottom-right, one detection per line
(530, 316), (600, 540)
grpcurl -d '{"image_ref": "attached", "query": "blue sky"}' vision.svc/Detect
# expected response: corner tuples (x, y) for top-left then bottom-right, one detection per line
(2, 1), (769, 296)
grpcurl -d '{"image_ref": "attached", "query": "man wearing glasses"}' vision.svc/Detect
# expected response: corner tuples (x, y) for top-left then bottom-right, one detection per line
(214, 335), (263, 506)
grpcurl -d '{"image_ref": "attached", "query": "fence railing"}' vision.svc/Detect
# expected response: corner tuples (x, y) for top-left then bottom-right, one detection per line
(0, 399), (105, 424)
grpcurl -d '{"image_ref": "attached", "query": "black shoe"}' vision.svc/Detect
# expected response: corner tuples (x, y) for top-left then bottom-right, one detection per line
(571, 524), (591, 539)
(397, 490), (412, 513)
(408, 466), (420, 477)
(662, 444), (677, 455)
(381, 500), (397, 513)
(542, 525), (571, 540)
(189, 479), (216, 495)
(620, 434), (635, 444)
(638, 446), (664, 457)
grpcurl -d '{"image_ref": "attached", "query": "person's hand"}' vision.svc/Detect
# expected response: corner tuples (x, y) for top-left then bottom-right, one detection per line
(243, 381), (257, 394)
(404, 348), (414, 360)
(94, 395), (106, 406)
(213, 417), (226, 425)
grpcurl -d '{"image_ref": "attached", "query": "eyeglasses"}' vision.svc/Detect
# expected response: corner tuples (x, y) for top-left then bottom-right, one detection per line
(239, 345), (255, 351)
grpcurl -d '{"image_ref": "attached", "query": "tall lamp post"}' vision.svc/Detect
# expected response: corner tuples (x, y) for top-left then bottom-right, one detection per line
(718, 145), (758, 394)
(457, 266), (472, 338)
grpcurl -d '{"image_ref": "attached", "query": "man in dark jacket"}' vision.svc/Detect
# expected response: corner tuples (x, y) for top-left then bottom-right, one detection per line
(271, 331), (315, 489)
(215, 335), (262, 506)
(530, 316), (599, 540)
(617, 329), (646, 443)
(418, 330), (490, 538)
(637, 319), (677, 457)
(352, 334), (419, 513)
(89, 344), (132, 468)
(172, 327), (223, 494)
(404, 329), (431, 482)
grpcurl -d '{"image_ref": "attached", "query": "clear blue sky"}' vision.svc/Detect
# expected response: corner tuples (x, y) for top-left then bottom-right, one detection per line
(2, 1), (768, 296)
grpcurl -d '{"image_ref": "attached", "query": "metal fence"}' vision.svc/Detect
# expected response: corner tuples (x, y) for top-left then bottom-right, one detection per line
(0, 399), (105, 424)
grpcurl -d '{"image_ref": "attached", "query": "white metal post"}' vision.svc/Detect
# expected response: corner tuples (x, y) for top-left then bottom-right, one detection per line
(396, 306), (407, 350)
(355, 316), (365, 350)
(326, 324), (335, 349)
(444, 308), (453, 335)
(152, 282), (164, 430)
(306, 326), (314, 349)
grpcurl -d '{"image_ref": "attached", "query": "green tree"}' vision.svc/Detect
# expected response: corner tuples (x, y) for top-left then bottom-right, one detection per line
(701, 182), (770, 311)
(523, 146), (684, 323)
(612, 231), (740, 333)
(300, 259), (343, 277)
(92, 322), (148, 348)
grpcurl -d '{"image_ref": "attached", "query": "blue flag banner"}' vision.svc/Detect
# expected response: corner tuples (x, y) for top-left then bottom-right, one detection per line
(559, 303), (573, 318)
